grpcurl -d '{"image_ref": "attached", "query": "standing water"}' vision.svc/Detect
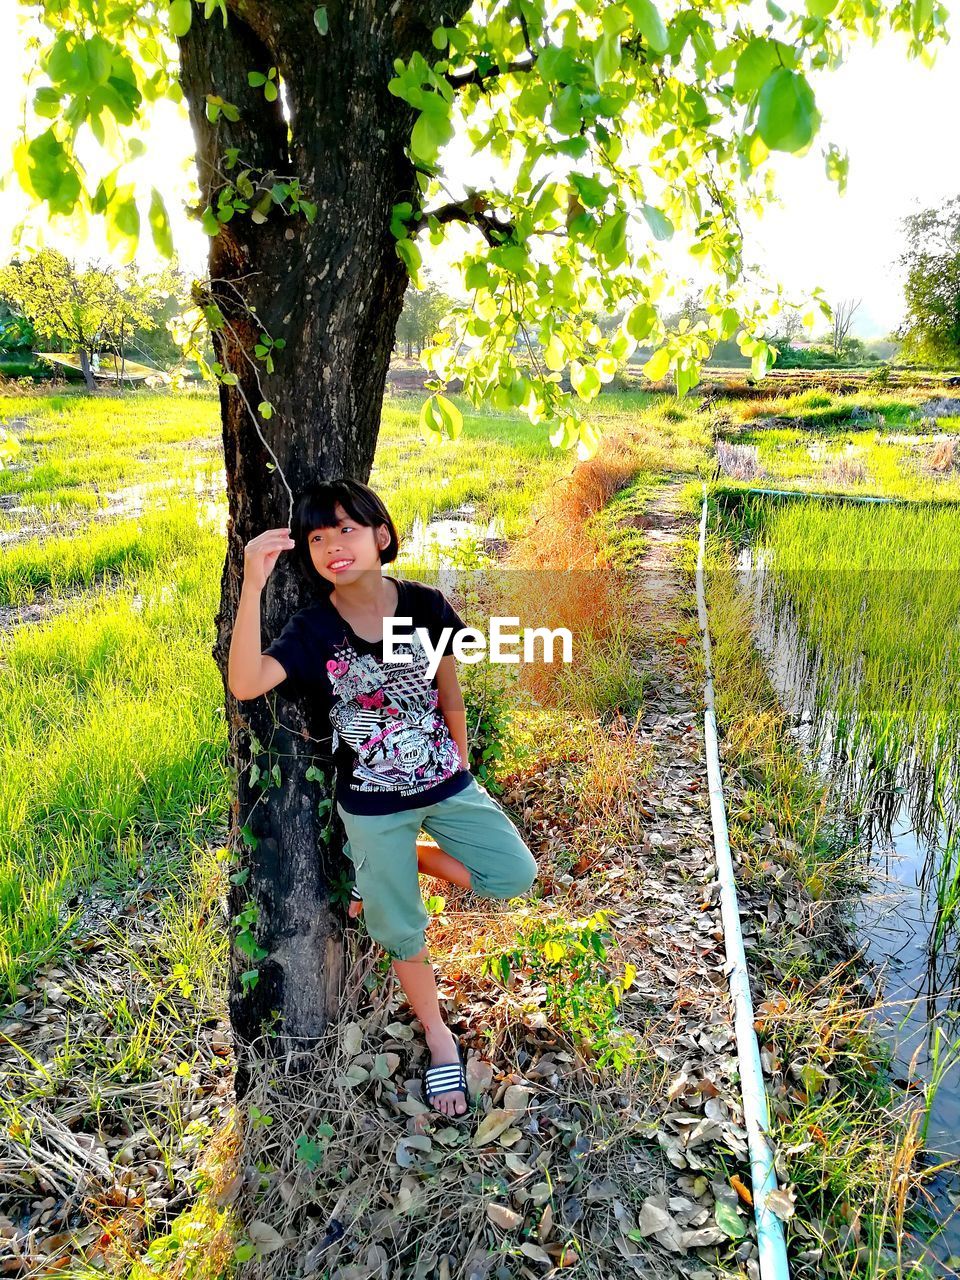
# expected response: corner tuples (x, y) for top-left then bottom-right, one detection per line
(737, 540), (960, 1267)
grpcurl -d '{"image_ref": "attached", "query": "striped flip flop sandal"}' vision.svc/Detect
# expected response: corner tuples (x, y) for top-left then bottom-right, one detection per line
(423, 1032), (470, 1119)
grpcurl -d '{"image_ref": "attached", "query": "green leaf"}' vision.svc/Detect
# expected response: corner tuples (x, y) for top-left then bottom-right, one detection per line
(593, 31), (621, 85)
(314, 5), (329, 34)
(45, 32), (87, 92)
(733, 39), (781, 97)
(720, 307), (739, 340)
(85, 34), (113, 85)
(570, 173), (611, 208)
(106, 190), (140, 260)
(643, 347), (671, 382)
(419, 393), (462, 439)
(463, 260), (490, 290)
(675, 361), (700, 397)
(169, 0), (192, 38)
(551, 84), (582, 135)
(410, 98), (454, 164)
(435, 393), (463, 439)
(543, 334), (566, 372)
(715, 1200), (747, 1240)
(549, 417), (579, 450)
(247, 72), (267, 87)
(201, 205), (221, 236)
(395, 236), (422, 278)
(264, 80), (278, 102)
(641, 203), (674, 241)
(626, 0), (669, 53)
(148, 188), (174, 257)
(25, 130), (81, 215)
(33, 87), (62, 119)
(570, 361), (601, 401)
(596, 210), (628, 266)
(258, 401), (273, 419)
(824, 143), (848, 194)
(419, 394), (443, 437)
(626, 302), (656, 340)
(757, 69), (819, 152)
(806, 0), (838, 12)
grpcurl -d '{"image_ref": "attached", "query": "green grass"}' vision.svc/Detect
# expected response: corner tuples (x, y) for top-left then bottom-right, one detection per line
(0, 535), (230, 999)
(755, 500), (960, 812)
(0, 388), (221, 510)
(0, 387), (585, 999)
(738, 498), (960, 945)
(715, 386), (960, 501)
(0, 496), (221, 605)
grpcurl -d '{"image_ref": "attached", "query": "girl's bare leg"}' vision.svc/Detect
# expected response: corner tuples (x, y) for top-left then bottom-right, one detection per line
(347, 838), (471, 918)
(391, 945), (467, 1118)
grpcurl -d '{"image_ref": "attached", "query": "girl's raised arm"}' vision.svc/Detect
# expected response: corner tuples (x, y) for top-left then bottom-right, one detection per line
(227, 527), (296, 701)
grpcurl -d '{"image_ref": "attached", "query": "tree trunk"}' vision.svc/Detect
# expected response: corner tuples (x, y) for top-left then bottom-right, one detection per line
(78, 348), (96, 391)
(177, 1), (470, 1097)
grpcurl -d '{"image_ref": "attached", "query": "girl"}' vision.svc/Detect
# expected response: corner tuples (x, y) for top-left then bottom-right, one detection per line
(228, 479), (538, 1119)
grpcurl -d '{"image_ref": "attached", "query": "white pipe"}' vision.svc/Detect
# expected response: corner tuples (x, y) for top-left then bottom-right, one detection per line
(719, 485), (919, 507)
(696, 486), (791, 1280)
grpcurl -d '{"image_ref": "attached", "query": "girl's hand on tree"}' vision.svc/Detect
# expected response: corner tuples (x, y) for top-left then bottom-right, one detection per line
(244, 527), (295, 592)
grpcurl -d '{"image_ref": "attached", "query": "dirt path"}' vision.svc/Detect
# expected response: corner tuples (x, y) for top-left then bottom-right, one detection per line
(599, 477), (757, 1273)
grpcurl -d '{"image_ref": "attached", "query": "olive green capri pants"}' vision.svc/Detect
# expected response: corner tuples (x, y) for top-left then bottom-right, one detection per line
(337, 774), (538, 962)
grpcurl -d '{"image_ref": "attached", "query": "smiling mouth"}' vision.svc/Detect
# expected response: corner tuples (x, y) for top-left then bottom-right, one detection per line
(328, 559), (354, 571)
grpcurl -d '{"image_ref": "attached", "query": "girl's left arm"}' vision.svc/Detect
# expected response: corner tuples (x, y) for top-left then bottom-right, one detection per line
(435, 654), (469, 770)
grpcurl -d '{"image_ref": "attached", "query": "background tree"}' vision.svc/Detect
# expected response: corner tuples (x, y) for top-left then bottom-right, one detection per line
(771, 306), (805, 345)
(0, 298), (40, 354)
(101, 261), (183, 382)
(395, 278), (454, 358)
(830, 295), (862, 360)
(896, 196), (960, 368)
(8, 0), (948, 1090)
(0, 250), (114, 388)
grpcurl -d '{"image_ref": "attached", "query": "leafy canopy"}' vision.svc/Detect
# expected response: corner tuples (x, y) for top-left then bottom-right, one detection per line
(897, 196), (960, 369)
(7, 0), (948, 454)
(0, 247), (179, 358)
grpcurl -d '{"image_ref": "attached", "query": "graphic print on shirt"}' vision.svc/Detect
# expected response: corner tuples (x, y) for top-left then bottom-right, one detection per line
(325, 629), (461, 794)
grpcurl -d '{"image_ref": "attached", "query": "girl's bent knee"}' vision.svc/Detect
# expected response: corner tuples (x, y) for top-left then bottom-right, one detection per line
(484, 856), (537, 901)
(384, 933), (429, 963)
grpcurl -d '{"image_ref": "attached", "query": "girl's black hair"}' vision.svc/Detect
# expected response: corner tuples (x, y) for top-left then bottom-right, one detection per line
(290, 479), (399, 591)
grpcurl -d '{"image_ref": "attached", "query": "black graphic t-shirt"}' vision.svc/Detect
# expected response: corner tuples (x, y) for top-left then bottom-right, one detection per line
(263, 575), (472, 815)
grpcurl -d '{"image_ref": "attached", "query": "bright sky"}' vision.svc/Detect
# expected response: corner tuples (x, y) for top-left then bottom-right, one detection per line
(1, 8), (958, 340)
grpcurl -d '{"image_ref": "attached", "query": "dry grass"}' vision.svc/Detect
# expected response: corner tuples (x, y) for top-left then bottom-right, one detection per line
(929, 438), (958, 473)
(186, 821), (674, 1280)
(500, 431), (649, 713)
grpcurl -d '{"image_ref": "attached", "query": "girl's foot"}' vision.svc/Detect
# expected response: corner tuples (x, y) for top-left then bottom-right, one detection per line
(423, 1024), (468, 1117)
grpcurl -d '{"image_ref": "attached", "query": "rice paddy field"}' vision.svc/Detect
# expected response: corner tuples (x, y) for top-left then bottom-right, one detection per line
(3, 373), (960, 1275)
(707, 420), (960, 1267)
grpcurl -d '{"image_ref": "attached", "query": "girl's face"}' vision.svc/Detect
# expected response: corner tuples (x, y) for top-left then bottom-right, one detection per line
(307, 502), (390, 585)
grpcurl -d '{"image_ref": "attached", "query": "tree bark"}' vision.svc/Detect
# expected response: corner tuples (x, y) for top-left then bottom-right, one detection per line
(177, 1), (471, 1096)
(78, 348), (97, 391)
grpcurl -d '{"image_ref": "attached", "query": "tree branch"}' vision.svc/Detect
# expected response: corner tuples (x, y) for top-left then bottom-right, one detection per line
(444, 55), (536, 91)
(407, 197), (516, 245)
